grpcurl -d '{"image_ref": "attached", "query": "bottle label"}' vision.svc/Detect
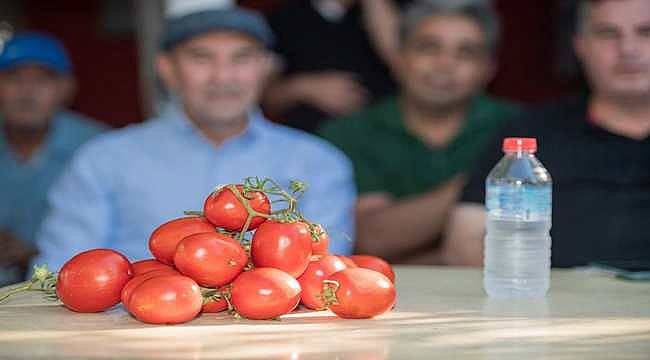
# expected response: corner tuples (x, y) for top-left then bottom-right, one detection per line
(486, 184), (551, 220)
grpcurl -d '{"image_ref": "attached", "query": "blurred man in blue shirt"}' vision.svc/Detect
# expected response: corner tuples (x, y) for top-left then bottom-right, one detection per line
(0, 32), (105, 284)
(31, 6), (356, 272)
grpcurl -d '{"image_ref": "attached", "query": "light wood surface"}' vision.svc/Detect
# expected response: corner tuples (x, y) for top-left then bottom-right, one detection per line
(1, 266), (649, 359)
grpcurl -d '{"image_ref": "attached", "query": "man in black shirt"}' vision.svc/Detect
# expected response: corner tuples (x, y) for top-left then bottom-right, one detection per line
(263, 0), (406, 132)
(431, 0), (650, 267)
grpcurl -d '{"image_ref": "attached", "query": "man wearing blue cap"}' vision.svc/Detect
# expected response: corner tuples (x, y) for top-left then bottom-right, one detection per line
(30, 6), (356, 272)
(0, 32), (105, 285)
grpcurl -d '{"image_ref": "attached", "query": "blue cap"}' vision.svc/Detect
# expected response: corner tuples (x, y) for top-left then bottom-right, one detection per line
(0, 32), (72, 74)
(160, 8), (274, 50)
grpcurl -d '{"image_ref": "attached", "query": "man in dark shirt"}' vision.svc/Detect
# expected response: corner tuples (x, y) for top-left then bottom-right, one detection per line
(263, 0), (405, 132)
(436, 0), (650, 267)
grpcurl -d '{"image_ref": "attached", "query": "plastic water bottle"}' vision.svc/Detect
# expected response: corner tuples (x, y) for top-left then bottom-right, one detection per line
(483, 138), (552, 298)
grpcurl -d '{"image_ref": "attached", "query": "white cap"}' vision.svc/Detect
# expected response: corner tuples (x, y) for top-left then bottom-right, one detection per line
(165, 0), (234, 18)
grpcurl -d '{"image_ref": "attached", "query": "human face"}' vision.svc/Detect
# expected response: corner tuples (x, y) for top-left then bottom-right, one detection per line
(0, 65), (70, 129)
(574, 0), (650, 102)
(157, 31), (272, 130)
(398, 14), (494, 111)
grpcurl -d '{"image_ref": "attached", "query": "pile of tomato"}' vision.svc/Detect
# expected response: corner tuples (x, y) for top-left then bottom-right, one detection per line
(6, 178), (396, 324)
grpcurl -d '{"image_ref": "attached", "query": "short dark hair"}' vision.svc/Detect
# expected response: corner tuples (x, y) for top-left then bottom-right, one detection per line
(575, 0), (610, 34)
(401, 0), (501, 53)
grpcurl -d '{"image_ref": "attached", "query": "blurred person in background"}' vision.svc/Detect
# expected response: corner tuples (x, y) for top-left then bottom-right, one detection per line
(441, 0), (650, 267)
(262, 0), (406, 132)
(0, 32), (105, 285)
(319, 0), (520, 263)
(30, 5), (355, 272)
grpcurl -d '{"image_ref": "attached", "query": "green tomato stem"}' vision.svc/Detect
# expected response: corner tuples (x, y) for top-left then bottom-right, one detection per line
(0, 265), (58, 303)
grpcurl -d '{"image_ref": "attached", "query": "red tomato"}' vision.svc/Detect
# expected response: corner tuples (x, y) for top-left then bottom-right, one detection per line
(121, 268), (180, 308)
(148, 216), (216, 265)
(310, 224), (329, 256)
(324, 268), (395, 319)
(230, 268), (301, 320)
(202, 287), (229, 313)
(174, 232), (247, 287)
(203, 184), (270, 232)
(350, 255), (395, 283)
(128, 275), (203, 324)
(337, 256), (358, 268)
(251, 221), (313, 278)
(132, 259), (174, 276)
(203, 298), (229, 313)
(297, 255), (347, 310)
(56, 249), (133, 313)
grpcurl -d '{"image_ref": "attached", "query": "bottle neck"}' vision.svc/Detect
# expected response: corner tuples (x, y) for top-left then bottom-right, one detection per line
(504, 150), (535, 158)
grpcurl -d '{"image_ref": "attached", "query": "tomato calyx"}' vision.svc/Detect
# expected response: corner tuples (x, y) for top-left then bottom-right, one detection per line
(305, 221), (326, 244)
(243, 177), (305, 214)
(321, 279), (341, 307)
(201, 286), (226, 304)
(183, 211), (204, 217)
(200, 285), (237, 316)
(202, 285), (246, 319)
(0, 264), (58, 303)
(218, 228), (240, 238)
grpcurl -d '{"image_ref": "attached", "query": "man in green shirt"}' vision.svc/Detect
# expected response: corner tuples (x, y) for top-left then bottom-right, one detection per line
(319, 0), (519, 263)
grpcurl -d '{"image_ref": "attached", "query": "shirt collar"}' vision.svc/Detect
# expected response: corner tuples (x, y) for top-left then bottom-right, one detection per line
(159, 99), (267, 145)
(385, 94), (489, 132)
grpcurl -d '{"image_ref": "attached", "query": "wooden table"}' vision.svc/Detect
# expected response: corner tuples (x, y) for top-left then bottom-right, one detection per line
(1, 266), (649, 359)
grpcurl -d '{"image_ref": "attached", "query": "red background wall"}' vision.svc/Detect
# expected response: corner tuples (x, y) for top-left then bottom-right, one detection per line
(23, 0), (143, 127)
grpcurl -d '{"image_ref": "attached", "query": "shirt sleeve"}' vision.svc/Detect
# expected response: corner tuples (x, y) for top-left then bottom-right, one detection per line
(297, 145), (357, 256)
(30, 143), (113, 273)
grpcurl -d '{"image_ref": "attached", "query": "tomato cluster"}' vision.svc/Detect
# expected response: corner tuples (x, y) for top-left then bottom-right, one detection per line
(5, 177), (396, 325)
